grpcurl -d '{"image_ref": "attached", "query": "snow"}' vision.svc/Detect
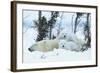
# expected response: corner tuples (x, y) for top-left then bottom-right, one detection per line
(23, 47), (91, 63)
(22, 10), (91, 64)
(23, 28), (91, 63)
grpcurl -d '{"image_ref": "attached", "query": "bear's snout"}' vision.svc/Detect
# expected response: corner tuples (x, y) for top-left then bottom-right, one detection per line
(64, 35), (66, 38)
(62, 45), (64, 47)
(28, 48), (34, 52)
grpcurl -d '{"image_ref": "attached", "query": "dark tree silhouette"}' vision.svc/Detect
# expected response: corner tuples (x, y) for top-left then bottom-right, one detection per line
(36, 16), (49, 41)
(34, 11), (49, 41)
(74, 12), (83, 33)
(34, 11), (59, 41)
(48, 11), (59, 39)
(84, 13), (91, 47)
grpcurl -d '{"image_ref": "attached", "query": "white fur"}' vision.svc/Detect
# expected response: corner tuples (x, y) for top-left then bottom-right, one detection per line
(59, 40), (83, 52)
(28, 39), (59, 52)
(57, 29), (87, 52)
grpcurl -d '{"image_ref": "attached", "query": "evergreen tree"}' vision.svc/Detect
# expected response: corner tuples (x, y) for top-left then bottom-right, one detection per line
(36, 16), (48, 41)
(34, 11), (59, 41)
(48, 11), (59, 39)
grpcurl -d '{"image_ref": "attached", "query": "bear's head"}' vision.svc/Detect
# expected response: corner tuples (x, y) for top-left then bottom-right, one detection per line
(59, 40), (67, 49)
(28, 44), (37, 52)
(58, 32), (68, 39)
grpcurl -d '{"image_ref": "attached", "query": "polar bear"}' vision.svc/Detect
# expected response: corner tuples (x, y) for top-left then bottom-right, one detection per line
(57, 29), (85, 42)
(59, 39), (87, 52)
(57, 30), (78, 42)
(57, 29), (87, 52)
(28, 39), (59, 52)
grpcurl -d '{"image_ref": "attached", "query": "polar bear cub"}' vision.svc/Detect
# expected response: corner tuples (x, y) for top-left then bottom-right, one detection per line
(57, 30), (87, 52)
(59, 40), (84, 52)
(28, 39), (59, 52)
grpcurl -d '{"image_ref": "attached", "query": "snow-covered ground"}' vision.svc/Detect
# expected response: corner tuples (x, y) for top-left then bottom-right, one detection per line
(23, 48), (91, 63)
(22, 10), (91, 64)
(23, 28), (91, 63)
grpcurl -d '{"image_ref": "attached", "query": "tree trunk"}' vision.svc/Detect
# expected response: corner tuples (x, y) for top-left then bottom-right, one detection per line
(36, 11), (42, 41)
(49, 12), (53, 39)
(74, 13), (83, 34)
(74, 16), (78, 33)
(39, 11), (41, 25)
(86, 13), (91, 47)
